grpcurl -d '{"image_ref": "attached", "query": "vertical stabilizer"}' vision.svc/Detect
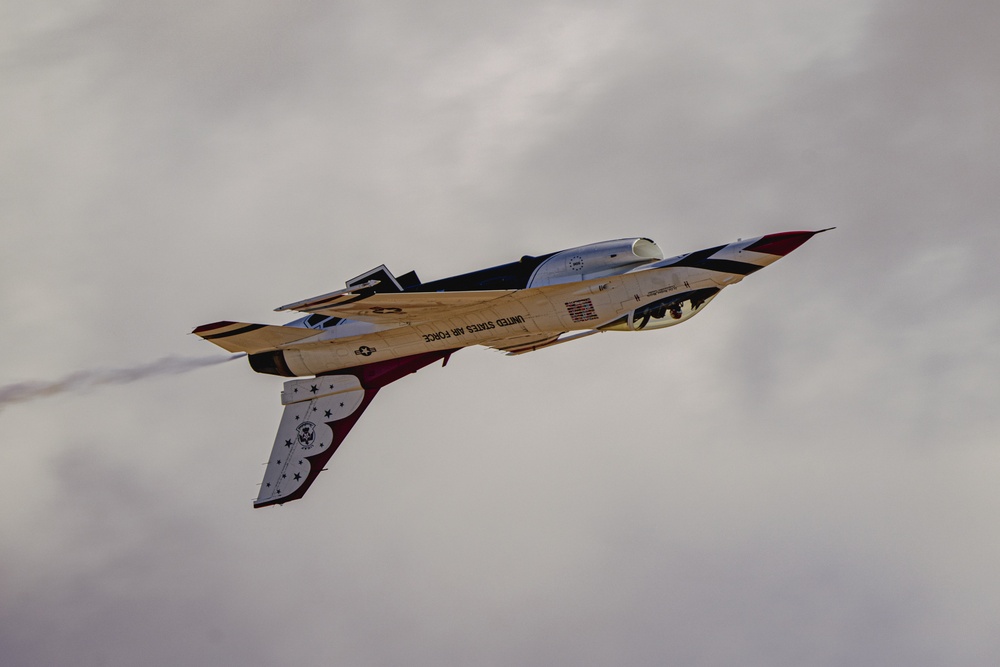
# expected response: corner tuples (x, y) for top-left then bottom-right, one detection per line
(253, 375), (370, 507)
(253, 349), (457, 507)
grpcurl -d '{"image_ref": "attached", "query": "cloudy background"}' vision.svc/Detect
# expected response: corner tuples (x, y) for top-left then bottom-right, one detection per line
(2, 0), (999, 664)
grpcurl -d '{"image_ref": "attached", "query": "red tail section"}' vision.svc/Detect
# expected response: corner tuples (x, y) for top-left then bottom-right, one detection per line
(745, 228), (835, 257)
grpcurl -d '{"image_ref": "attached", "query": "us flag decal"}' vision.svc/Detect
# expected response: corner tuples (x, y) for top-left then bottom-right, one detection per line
(565, 298), (598, 322)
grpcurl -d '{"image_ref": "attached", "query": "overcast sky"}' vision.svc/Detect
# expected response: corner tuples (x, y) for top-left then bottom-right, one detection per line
(2, 1), (999, 665)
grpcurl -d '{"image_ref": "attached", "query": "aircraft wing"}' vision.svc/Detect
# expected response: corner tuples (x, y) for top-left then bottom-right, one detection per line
(275, 289), (519, 324)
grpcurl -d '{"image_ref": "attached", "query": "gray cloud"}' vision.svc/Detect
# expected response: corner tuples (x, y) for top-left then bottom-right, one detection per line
(2, 1), (999, 665)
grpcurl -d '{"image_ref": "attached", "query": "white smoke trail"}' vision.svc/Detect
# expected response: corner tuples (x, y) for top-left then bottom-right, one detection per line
(0, 354), (245, 410)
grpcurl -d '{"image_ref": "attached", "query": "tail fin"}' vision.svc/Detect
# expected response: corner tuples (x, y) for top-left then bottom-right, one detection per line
(253, 349), (456, 508)
(192, 321), (320, 354)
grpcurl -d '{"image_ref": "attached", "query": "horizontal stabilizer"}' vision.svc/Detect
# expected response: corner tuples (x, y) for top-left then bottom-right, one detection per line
(192, 321), (320, 354)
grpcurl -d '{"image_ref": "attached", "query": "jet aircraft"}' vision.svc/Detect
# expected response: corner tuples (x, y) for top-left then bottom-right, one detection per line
(195, 230), (830, 507)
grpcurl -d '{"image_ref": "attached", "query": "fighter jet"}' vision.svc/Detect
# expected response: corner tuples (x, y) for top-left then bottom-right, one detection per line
(195, 229), (830, 507)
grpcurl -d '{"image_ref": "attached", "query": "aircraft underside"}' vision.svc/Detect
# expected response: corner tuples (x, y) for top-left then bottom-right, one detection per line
(193, 230), (829, 506)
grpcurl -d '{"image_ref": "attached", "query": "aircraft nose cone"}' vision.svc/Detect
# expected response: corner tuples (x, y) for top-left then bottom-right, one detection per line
(745, 229), (832, 257)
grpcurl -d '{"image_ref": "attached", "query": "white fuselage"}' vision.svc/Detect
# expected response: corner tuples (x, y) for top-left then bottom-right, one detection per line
(276, 237), (782, 377)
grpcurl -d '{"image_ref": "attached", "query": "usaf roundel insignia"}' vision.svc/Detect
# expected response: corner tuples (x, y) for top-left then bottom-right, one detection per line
(296, 421), (317, 450)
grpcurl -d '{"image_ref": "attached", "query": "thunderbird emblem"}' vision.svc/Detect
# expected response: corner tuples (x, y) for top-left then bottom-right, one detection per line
(296, 421), (316, 449)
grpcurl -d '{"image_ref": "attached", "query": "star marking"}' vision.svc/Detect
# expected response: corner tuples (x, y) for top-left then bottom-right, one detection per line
(339, 402), (344, 407)
(276, 459), (281, 464)
(284, 439), (292, 447)
(298, 460), (303, 464)
(282, 474), (286, 479)
(310, 384), (318, 394)
(266, 482), (271, 487)
(312, 407), (317, 412)
(324, 410), (332, 418)
(293, 473), (301, 481)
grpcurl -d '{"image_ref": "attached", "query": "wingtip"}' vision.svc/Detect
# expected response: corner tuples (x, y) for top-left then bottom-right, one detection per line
(192, 320), (237, 335)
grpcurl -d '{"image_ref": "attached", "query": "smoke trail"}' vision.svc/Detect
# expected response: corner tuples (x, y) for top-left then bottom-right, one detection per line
(0, 354), (245, 410)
